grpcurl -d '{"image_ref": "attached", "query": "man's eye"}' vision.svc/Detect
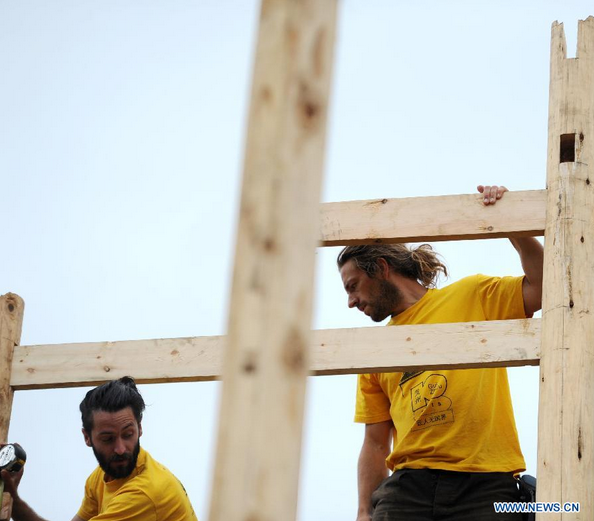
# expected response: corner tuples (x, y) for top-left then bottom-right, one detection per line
(101, 438), (114, 443)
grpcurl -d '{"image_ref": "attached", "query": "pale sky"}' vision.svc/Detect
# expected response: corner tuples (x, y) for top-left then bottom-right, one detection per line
(1, 1), (592, 520)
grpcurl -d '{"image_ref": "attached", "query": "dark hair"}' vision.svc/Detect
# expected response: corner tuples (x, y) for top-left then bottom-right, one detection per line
(80, 376), (145, 433)
(337, 244), (447, 288)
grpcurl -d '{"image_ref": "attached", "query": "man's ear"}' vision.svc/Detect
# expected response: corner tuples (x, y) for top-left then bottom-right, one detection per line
(82, 428), (92, 448)
(377, 258), (390, 279)
(138, 423), (143, 438)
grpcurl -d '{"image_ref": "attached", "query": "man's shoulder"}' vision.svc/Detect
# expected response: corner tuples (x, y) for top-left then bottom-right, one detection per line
(84, 464), (105, 488)
(140, 449), (177, 478)
(123, 449), (196, 517)
(125, 450), (186, 496)
(439, 273), (515, 292)
(436, 274), (480, 294)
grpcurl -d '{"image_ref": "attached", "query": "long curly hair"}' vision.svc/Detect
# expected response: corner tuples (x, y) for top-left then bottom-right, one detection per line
(337, 244), (447, 288)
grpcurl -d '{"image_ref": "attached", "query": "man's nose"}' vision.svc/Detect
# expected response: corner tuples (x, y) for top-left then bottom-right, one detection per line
(114, 438), (127, 455)
(348, 295), (357, 308)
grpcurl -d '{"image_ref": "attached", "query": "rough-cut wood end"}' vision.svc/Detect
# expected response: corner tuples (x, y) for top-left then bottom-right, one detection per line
(0, 293), (24, 317)
(578, 16), (594, 59)
(551, 21), (567, 60)
(0, 492), (12, 521)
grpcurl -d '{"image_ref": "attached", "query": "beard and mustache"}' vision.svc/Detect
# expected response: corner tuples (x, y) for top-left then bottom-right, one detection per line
(92, 439), (141, 480)
(367, 278), (404, 322)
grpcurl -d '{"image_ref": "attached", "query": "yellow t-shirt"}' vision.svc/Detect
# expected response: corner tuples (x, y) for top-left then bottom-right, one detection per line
(354, 274), (527, 474)
(77, 447), (198, 521)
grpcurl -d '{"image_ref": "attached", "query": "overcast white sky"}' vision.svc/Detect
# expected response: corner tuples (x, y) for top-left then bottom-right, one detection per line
(1, 1), (592, 520)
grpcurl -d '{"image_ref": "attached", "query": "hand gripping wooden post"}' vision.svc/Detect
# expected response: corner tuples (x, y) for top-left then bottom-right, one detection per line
(208, 1), (337, 520)
(537, 17), (594, 520)
(0, 294), (25, 521)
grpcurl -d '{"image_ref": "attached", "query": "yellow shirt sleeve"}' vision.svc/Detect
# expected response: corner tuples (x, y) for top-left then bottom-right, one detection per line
(77, 474), (99, 520)
(475, 274), (527, 320)
(84, 489), (157, 521)
(354, 373), (393, 424)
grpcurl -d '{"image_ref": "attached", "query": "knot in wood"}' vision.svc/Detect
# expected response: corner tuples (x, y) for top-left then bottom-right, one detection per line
(260, 85), (273, 103)
(242, 352), (257, 374)
(283, 327), (306, 372)
(263, 237), (276, 253)
(299, 100), (320, 129)
(297, 81), (322, 130)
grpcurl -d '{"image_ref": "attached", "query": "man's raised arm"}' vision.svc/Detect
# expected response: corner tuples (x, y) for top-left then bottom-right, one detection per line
(478, 185), (544, 316)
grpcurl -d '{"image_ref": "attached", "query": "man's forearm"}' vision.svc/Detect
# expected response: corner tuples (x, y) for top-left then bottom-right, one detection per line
(357, 442), (389, 520)
(510, 237), (544, 286)
(510, 237), (544, 314)
(11, 496), (50, 521)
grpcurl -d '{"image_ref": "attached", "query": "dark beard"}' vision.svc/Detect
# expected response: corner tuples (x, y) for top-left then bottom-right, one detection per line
(92, 440), (140, 480)
(369, 279), (403, 322)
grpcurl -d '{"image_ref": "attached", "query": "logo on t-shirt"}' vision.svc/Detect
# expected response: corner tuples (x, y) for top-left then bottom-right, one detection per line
(409, 373), (454, 431)
(399, 370), (424, 385)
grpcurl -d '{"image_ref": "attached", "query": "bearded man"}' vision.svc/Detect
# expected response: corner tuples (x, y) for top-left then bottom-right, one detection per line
(2, 377), (198, 521)
(340, 186), (543, 521)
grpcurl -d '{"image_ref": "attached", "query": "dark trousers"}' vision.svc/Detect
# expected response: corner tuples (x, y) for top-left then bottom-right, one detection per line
(371, 469), (522, 521)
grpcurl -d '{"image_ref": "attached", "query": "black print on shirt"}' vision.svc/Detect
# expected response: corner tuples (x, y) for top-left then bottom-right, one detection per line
(399, 371), (424, 386)
(409, 373), (454, 431)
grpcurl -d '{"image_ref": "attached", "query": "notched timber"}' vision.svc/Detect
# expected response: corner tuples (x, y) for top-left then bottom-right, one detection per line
(319, 190), (545, 246)
(12, 319), (541, 390)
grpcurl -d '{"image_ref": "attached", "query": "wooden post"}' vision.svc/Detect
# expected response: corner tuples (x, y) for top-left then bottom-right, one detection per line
(208, 1), (337, 520)
(538, 17), (594, 519)
(0, 293), (25, 521)
(0, 293), (24, 441)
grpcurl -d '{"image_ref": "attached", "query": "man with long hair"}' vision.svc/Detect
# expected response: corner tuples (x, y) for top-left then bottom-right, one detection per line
(2, 377), (198, 521)
(340, 186), (543, 521)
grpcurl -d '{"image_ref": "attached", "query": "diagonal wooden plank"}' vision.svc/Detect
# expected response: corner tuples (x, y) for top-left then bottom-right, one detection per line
(319, 189), (545, 246)
(12, 318), (540, 390)
(208, 1), (339, 520)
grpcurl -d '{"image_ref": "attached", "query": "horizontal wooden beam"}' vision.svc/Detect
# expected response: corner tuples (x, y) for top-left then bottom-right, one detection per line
(319, 189), (546, 246)
(12, 319), (540, 390)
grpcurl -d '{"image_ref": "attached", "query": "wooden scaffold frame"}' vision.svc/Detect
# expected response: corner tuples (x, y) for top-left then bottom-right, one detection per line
(2, 3), (594, 520)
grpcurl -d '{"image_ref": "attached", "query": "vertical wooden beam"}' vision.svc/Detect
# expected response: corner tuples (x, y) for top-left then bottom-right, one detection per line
(538, 17), (594, 519)
(0, 294), (24, 441)
(208, 1), (337, 520)
(0, 293), (24, 521)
